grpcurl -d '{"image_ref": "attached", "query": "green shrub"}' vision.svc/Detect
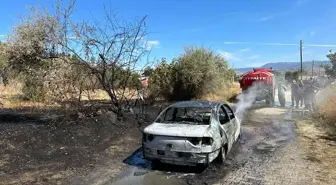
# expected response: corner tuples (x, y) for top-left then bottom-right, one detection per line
(22, 74), (46, 101)
(149, 47), (234, 101)
(148, 59), (176, 100)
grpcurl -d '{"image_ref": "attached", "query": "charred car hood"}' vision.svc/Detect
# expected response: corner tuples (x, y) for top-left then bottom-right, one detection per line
(144, 123), (211, 137)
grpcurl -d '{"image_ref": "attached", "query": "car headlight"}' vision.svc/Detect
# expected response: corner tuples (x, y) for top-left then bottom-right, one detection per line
(148, 134), (155, 141)
(188, 137), (202, 145)
(143, 133), (155, 142)
(202, 137), (213, 145)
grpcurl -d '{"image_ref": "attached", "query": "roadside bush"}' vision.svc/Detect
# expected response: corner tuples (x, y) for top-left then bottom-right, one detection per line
(149, 47), (234, 101)
(148, 59), (176, 100)
(316, 86), (336, 134)
(45, 59), (88, 103)
(22, 73), (46, 101)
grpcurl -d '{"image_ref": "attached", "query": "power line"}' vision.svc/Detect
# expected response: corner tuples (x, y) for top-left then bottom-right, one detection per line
(223, 41), (336, 47)
(312, 60), (314, 77)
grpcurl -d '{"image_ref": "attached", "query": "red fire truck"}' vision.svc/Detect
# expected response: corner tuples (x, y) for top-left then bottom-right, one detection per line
(240, 68), (276, 105)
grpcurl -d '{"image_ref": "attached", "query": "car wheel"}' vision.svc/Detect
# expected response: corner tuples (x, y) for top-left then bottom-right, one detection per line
(218, 146), (226, 164)
(151, 160), (161, 168)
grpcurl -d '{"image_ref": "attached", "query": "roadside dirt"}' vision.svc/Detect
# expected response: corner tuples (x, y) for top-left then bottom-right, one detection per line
(296, 119), (336, 184)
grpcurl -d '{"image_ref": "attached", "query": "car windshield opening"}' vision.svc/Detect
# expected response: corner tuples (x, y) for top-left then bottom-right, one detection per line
(156, 107), (212, 125)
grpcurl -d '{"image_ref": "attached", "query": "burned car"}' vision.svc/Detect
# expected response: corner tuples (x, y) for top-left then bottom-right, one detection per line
(142, 101), (241, 166)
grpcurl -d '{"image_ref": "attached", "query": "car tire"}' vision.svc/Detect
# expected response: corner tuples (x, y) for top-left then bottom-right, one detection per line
(151, 160), (161, 168)
(218, 146), (226, 164)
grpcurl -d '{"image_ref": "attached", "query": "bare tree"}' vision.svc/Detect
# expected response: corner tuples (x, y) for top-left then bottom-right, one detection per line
(62, 8), (150, 115)
(6, 0), (151, 115)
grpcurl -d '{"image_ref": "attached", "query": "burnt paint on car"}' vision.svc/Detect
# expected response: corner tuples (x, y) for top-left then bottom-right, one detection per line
(142, 100), (240, 166)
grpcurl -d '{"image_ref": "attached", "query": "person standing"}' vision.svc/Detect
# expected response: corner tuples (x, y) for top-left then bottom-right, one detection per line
(291, 80), (299, 108)
(298, 80), (305, 107)
(303, 81), (310, 110)
(278, 82), (287, 107)
(304, 78), (318, 111)
(309, 78), (321, 110)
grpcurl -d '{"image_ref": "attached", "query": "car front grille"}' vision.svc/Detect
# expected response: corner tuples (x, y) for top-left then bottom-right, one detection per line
(177, 152), (192, 158)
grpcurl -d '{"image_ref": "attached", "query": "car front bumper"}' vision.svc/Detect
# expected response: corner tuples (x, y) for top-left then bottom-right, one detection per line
(143, 147), (219, 166)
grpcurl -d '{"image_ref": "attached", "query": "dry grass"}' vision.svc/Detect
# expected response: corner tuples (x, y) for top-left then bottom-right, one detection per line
(0, 83), (61, 114)
(201, 82), (241, 102)
(316, 86), (336, 135)
(318, 96), (336, 126)
(0, 82), (140, 109)
(0, 82), (23, 99)
(297, 120), (336, 184)
(69, 88), (141, 101)
(80, 89), (110, 101)
(296, 85), (336, 184)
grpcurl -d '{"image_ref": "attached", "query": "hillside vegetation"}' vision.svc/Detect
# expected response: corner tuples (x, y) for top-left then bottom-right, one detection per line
(0, 1), (236, 119)
(315, 51), (336, 137)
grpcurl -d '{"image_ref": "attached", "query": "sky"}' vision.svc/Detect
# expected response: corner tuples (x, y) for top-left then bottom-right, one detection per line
(0, 0), (336, 68)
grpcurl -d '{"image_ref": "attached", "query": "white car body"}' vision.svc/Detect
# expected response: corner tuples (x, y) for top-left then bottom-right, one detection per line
(142, 101), (241, 166)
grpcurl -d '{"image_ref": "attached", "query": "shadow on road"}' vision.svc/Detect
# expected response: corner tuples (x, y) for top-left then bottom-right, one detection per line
(122, 147), (207, 174)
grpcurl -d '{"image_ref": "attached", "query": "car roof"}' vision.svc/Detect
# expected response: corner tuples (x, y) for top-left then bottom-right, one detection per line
(170, 100), (224, 108)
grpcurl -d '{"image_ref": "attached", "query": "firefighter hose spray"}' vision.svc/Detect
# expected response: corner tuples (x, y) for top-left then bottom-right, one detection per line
(235, 83), (260, 121)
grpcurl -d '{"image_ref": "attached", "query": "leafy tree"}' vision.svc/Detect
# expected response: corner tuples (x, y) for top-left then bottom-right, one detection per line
(0, 43), (8, 68)
(148, 58), (176, 100)
(142, 67), (153, 77)
(285, 71), (292, 82)
(0, 42), (10, 86)
(324, 50), (336, 77)
(285, 70), (301, 82)
(0, 55), (7, 69)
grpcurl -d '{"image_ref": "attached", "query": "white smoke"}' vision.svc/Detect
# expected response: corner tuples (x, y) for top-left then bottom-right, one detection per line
(235, 82), (260, 120)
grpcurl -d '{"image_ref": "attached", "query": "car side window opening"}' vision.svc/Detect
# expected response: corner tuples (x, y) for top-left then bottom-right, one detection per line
(219, 106), (230, 124)
(161, 108), (184, 121)
(224, 105), (235, 119)
(162, 107), (175, 121)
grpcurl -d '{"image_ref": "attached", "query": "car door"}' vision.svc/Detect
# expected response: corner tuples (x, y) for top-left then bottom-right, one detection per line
(224, 104), (239, 141)
(218, 105), (234, 150)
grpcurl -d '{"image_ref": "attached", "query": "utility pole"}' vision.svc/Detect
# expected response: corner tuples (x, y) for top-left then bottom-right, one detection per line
(312, 60), (314, 77)
(300, 40), (303, 80)
(319, 65), (321, 77)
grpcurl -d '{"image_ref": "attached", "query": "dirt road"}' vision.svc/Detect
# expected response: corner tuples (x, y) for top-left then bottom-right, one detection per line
(68, 102), (333, 185)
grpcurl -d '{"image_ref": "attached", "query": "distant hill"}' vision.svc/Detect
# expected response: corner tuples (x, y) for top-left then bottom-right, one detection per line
(235, 61), (331, 74)
(235, 67), (253, 74)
